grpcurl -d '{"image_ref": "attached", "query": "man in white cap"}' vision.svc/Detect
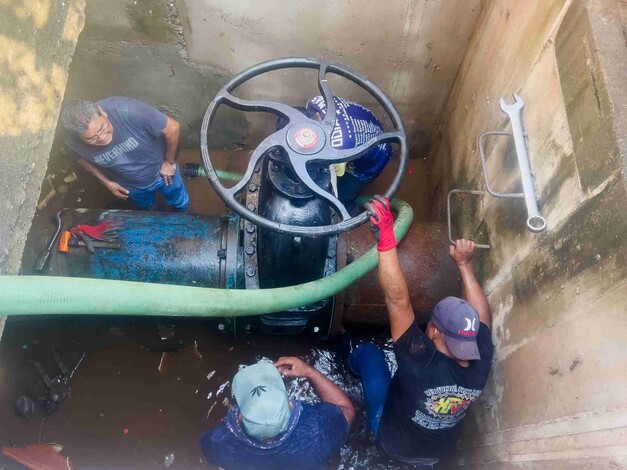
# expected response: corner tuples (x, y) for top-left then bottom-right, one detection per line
(339, 196), (494, 466)
(200, 358), (354, 469)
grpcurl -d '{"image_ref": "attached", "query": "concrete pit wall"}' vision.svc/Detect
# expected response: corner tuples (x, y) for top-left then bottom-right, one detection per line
(62, 0), (485, 154)
(428, 0), (627, 467)
(60, 0), (246, 150)
(56, 0), (487, 220)
(0, 0), (85, 336)
(179, 0), (484, 157)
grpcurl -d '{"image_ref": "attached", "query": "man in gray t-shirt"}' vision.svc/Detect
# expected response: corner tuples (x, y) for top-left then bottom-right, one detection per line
(61, 97), (189, 211)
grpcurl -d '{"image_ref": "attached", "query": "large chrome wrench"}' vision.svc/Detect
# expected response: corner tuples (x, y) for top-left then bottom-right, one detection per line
(499, 94), (547, 232)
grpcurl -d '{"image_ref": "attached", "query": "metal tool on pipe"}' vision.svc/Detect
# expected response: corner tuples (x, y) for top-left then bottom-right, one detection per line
(67, 239), (121, 250)
(499, 94), (547, 233)
(33, 209), (67, 271)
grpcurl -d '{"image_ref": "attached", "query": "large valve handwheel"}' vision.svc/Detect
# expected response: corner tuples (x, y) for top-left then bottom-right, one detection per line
(200, 57), (408, 236)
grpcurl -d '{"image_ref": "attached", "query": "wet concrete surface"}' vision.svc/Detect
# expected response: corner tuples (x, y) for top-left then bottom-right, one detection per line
(4, 147), (424, 468)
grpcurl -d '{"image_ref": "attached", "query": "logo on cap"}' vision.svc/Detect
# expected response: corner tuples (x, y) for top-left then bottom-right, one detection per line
(250, 385), (268, 397)
(458, 317), (477, 336)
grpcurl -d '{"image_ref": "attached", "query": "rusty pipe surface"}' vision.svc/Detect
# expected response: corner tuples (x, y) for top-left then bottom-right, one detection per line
(338, 222), (461, 325)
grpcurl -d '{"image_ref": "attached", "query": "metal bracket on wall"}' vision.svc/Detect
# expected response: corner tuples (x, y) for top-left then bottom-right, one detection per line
(447, 94), (547, 249)
(447, 189), (491, 249)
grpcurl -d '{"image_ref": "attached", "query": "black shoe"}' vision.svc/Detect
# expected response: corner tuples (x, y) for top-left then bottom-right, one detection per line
(336, 332), (358, 377)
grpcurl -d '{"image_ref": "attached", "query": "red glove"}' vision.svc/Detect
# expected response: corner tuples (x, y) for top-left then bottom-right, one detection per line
(77, 220), (122, 242)
(364, 195), (397, 252)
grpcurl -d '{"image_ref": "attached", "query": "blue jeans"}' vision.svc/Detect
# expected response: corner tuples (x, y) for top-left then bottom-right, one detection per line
(128, 167), (190, 212)
(349, 343), (392, 433)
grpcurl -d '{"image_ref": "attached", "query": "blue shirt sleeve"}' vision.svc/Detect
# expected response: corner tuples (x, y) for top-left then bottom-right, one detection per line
(315, 403), (350, 453)
(120, 98), (168, 138)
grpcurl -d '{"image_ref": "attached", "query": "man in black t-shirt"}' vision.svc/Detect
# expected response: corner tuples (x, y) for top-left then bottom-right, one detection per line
(344, 196), (493, 466)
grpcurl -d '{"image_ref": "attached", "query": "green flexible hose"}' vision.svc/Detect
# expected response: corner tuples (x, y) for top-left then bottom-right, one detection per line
(215, 169), (245, 182)
(0, 199), (413, 317)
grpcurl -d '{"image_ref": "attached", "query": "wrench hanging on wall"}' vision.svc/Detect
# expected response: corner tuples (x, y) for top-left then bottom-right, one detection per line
(499, 94), (547, 233)
(448, 94), (547, 248)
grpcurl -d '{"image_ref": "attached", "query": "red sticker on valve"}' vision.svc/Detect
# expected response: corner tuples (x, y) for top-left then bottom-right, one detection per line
(295, 128), (318, 148)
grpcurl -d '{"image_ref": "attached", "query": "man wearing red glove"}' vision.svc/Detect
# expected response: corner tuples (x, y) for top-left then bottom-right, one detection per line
(341, 195), (494, 466)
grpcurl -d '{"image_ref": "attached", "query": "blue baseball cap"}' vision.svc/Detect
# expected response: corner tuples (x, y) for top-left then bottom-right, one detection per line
(232, 362), (291, 441)
(431, 296), (481, 360)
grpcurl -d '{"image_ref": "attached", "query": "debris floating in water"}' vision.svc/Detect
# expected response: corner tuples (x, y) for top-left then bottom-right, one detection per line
(191, 341), (203, 359)
(37, 175), (57, 210)
(164, 453), (175, 467)
(206, 402), (217, 419)
(216, 381), (230, 396)
(64, 172), (78, 184)
(15, 396), (35, 418)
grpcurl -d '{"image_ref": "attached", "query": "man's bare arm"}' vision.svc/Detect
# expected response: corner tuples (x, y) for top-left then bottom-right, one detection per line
(365, 196), (415, 342)
(162, 117), (180, 164)
(450, 239), (491, 327)
(77, 158), (129, 200)
(160, 117), (180, 186)
(275, 357), (355, 427)
(379, 248), (415, 342)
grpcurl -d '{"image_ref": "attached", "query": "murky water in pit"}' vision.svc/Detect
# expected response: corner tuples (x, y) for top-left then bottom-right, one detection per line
(7, 148), (414, 468)
(0, 317), (409, 469)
